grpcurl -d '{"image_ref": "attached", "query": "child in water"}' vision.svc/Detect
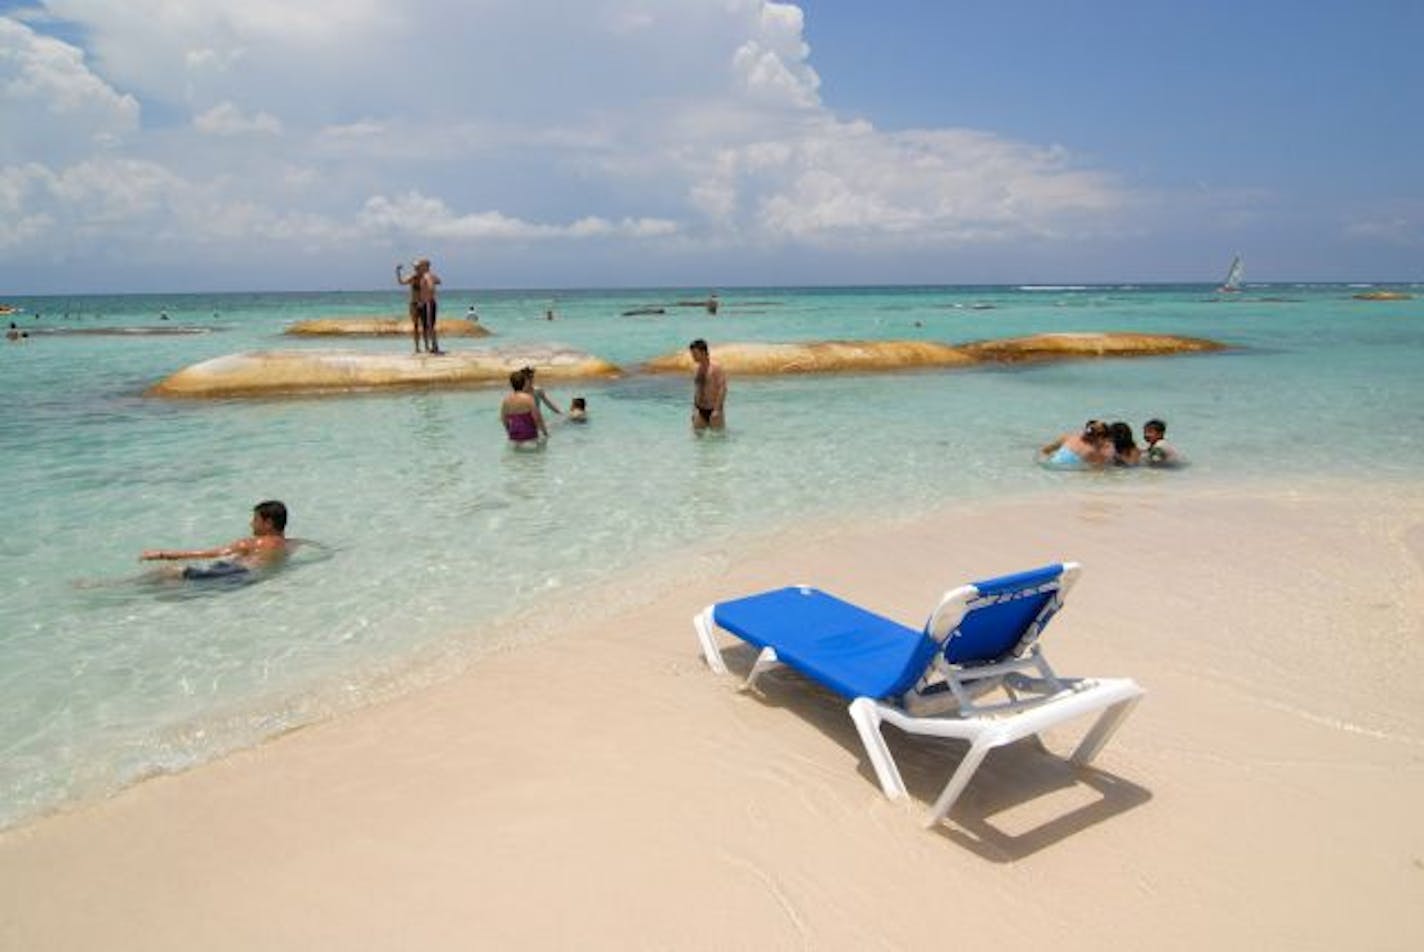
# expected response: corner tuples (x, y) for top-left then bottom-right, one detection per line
(141, 500), (289, 580)
(1142, 418), (1182, 466)
(568, 397), (588, 423)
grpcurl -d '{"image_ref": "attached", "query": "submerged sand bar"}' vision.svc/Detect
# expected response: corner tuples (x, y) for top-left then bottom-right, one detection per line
(643, 332), (1223, 375)
(643, 339), (977, 374)
(285, 317), (491, 337)
(963, 331), (1226, 362)
(150, 333), (1226, 397)
(148, 347), (621, 398)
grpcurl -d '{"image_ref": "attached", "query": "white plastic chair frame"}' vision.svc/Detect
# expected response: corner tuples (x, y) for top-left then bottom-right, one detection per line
(693, 564), (1144, 825)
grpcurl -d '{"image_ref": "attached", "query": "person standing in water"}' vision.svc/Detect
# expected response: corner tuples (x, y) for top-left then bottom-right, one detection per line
(689, 338), (727, 432)
(140, 500), (289, 580)
(520, 366), (563, 417)
(500, 370), (548, 446)
(397, 258), (443, 355)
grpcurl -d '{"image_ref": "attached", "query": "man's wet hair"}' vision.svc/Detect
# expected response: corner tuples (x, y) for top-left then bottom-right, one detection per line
(689, 338), (708, 353)
(1144, 418), (1167, 434)
(254, 500), (287, 532)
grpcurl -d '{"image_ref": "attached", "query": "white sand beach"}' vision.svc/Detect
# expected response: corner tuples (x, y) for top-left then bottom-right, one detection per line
(2, 482), (1421, 950)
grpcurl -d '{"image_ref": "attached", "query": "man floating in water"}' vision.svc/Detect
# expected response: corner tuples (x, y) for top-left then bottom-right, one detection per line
(141, 500), (289, 581)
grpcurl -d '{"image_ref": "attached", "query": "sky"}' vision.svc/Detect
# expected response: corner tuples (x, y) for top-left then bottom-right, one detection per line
(1, 0), (1420, 293)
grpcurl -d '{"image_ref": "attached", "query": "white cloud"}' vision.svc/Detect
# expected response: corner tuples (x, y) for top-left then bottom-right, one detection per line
(0, 2), (1147, 288)
(360, 192), (677, 241)
(732, 1), (820, 108)
(320, 120), (385, 140)
(0, 17), (139, 162)
(194, 101), (282, 136)
(1343, 216), (1419, 245)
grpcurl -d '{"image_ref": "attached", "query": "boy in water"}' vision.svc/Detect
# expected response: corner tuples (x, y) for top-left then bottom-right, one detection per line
(568, 397), (588, 422)
(141, 500), (289, 580)
(1142, 418), (1181, 466)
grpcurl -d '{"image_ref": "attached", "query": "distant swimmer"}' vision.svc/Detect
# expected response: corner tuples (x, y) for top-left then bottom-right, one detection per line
(500, 370), (548, 446)
(1040, 420), (1114, 468)
(567, 396), (588, 423)
(689, 338), (726, 432)
(140, 500), (289, 581)
(706, 293), (720, 315)
(1143, 418), (1183, 466)
(5, 322), (20, 341)
(466, 305), (481, 322)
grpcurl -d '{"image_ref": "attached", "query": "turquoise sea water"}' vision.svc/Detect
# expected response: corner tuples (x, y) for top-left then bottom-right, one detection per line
(2, 283), (1422, 828)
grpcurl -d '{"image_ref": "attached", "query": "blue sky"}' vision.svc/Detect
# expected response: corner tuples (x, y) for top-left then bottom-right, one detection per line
(1, 0), (1420, 293)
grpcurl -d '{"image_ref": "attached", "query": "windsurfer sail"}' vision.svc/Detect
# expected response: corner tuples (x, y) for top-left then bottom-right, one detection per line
(1218, 255), (1244, 293)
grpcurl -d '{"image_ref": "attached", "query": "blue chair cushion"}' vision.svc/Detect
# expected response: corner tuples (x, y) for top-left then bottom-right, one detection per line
(941, 564), (1065, 664)
(713, 587), (938, 699)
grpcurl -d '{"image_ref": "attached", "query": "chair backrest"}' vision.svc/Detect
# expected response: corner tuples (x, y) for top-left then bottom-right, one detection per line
(924, 563), (1079, 665)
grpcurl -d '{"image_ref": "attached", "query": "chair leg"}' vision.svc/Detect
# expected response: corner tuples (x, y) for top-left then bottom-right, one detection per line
(1069, 695), (1142, 766)
(848, 699), (908, 800)
(744, 647), (780, 691)
(693, 608), (728, 674)
(927, 738), (993, 826)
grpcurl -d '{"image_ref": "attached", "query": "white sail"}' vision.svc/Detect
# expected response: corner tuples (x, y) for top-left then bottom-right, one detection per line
(1220, 255), (1244, 292)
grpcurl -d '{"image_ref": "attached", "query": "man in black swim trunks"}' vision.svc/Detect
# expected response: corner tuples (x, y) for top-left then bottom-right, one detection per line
(141, 500), (289, 579)
(689, 338), (727, 432)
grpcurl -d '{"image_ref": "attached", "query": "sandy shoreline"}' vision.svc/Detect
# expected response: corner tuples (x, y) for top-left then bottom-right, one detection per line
(2, 483), (1422, 950)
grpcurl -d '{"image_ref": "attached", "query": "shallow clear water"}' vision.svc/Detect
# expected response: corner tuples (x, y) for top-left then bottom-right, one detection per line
(1, 283), (1421, 827)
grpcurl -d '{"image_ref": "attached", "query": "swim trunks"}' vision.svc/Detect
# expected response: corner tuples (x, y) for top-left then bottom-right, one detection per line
(695, 405), (715, 424)
(504, 411), (539, 442)
(1047, 445), (1085, 468)
(181, 559), (250, 581)
(416, 299), (437, 329)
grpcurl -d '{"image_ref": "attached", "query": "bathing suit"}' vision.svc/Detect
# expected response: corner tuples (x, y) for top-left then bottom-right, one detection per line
(181, 559), (250, 581)
(416, 299), (437, 330)
(504, 411), (539, 442)
(695, 405), (715, 424)
(1047, 445), (1085, 468)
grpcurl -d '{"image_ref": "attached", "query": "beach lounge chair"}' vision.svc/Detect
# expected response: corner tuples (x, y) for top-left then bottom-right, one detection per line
(693, 562), (1143, 826)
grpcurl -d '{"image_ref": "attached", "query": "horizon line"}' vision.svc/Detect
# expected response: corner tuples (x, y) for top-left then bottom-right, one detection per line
(3, 279), (1421, 299)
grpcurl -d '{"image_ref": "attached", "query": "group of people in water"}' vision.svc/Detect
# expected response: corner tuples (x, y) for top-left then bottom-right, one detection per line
(498, 338), (725, 446)
(498, 365), (591, 445)
(137, 313), (1181, 583)
(1041, 418), (1181, 469)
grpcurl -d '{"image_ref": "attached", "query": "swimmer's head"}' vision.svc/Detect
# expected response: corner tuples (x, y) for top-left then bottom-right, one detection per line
(509, 370), (528, 391)
(1108, 421), (1136, 453)
(1144, 418), (1167, 443)
(571, 397), (586, 410)
(1083, 420), (1109, 442)
(253, 500), (287, 534)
